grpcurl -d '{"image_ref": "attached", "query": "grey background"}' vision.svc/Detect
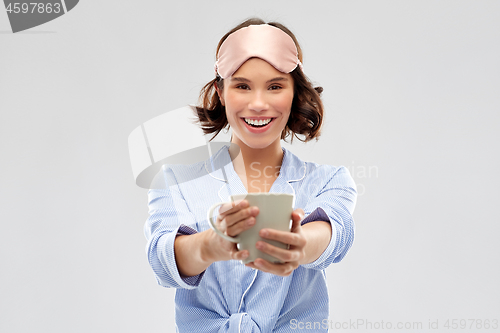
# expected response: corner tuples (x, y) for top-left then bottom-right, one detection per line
(1, 1), (499, 332)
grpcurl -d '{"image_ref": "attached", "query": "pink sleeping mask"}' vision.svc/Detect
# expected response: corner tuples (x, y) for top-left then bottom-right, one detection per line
(214, 24), (304, 79)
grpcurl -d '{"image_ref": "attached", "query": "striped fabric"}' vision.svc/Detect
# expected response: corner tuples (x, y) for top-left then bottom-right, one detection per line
(144, 145), (357, 332)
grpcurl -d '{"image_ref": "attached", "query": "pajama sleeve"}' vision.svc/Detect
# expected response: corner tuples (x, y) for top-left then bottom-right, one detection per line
(144, 165), (205, 289)
(300, 165), (357, 270)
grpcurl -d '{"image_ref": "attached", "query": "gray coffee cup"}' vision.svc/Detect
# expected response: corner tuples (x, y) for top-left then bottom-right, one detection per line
(207, 193), (295, 264)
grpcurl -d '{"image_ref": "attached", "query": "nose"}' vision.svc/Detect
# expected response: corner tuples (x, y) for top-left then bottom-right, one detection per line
(248, 90), (268, 112)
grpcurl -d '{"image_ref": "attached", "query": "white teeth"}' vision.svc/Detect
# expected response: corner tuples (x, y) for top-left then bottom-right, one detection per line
(244, 118), (272, 126)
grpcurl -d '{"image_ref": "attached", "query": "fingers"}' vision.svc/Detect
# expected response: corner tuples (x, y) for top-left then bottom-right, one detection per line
(225, 216), (255, 237)
(217, 201), (260, 237)
(246, 258), (297, 277)
(218, 199), (251, 216)
(230, 249), (250, 261)
(258, 228), (306, 248)
(255, 240), (301, 263)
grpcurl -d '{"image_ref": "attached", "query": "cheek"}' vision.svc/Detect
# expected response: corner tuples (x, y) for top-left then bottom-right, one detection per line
(275, 91), (294, 109)
(224, 92), (245, 109)
(274, 92), (294, 119)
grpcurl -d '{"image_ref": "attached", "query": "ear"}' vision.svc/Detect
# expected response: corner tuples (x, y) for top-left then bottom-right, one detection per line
(214, 81), (225, 106)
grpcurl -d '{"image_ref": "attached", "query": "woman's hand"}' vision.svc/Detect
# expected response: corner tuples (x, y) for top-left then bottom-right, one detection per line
(205, 199), (260, 263)
(245, 208), (306, 276)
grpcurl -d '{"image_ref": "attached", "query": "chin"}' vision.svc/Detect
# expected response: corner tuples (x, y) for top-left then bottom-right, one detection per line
(242, 137), (280, 150)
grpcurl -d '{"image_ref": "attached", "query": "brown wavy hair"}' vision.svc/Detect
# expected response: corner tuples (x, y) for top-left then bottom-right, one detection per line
(195, 18), (324, 143)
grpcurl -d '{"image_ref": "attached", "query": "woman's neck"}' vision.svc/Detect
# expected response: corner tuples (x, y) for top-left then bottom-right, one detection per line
(228, 138), (284, 180)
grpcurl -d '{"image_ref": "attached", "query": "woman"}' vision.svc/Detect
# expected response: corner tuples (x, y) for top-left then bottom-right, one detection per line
(145, 18), (357, 332)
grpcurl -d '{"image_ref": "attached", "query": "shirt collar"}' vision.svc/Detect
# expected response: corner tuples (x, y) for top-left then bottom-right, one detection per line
(205, 145), (306, 200)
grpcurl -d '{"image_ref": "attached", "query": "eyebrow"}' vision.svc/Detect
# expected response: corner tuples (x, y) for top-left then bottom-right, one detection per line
(231, 77), (289, 83)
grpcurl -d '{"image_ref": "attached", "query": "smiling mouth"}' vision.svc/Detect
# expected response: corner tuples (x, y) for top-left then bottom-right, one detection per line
(242, 118), (275, 127)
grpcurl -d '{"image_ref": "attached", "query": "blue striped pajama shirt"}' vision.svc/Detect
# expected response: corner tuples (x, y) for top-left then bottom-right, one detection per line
(144, 145), (357, 332)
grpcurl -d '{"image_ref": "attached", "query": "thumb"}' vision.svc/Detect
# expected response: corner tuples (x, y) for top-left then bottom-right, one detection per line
(291, 208), (305, 231)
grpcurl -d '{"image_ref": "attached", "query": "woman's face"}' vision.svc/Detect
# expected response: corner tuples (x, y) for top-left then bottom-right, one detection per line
(218, 57), (294, 150)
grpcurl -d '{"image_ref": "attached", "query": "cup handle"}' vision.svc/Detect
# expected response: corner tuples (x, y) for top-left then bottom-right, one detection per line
(206, 202), (240, 243)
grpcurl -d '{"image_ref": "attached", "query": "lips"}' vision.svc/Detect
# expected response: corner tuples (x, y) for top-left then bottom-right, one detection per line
(243, 118), (272, 126)
(240, 117), (275, 133)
